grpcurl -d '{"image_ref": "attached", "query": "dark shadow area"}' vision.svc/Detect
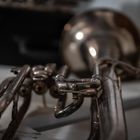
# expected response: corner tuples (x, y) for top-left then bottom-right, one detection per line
(0, 7), (73, 66)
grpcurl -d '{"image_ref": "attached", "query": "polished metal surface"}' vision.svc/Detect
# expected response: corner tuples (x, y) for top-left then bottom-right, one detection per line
(0, 5), (139, 140)
(0, 66), (140, 140)
(61, 9), (140, 76)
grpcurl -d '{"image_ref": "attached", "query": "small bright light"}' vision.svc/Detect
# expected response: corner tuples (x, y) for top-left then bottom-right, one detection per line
(75, 32), (84, 40)
(89, 47), (97, 58)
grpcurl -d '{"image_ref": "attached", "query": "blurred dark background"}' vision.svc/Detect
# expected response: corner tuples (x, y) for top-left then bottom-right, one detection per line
(0, 0), (90, 66)
(0, 7), (73, 66)
(0, 0), (139, 67)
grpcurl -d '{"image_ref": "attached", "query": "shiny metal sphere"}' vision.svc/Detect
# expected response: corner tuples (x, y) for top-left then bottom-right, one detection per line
(61, 9), (140, 76)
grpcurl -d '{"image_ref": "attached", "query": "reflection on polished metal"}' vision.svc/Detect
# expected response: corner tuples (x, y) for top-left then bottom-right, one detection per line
(60, 8), (140, 140)
(61, 9), (140, 76)
(0, 61), (139, 139)
(0, 64), (57, 140)
(0, 8), (140, 140)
